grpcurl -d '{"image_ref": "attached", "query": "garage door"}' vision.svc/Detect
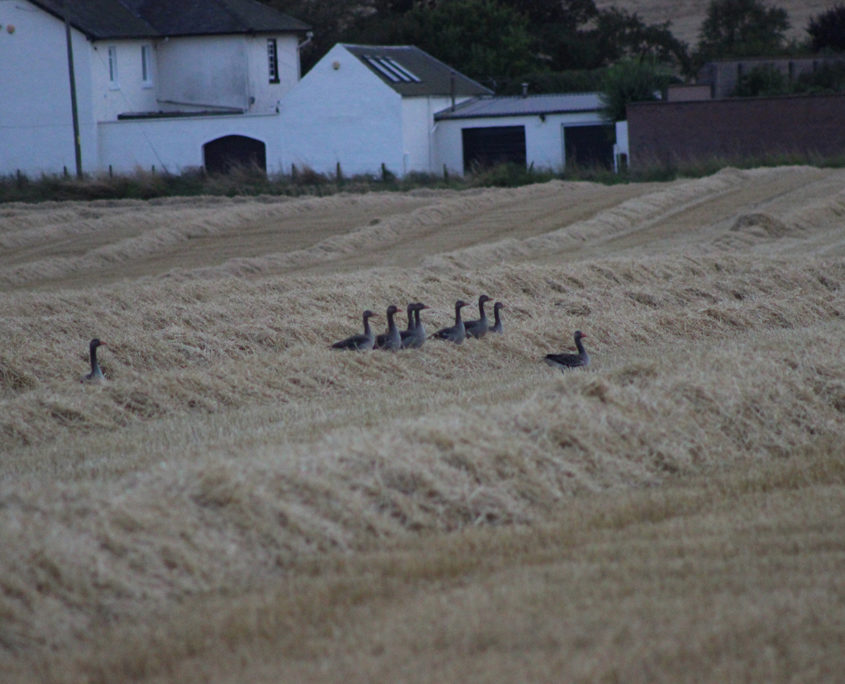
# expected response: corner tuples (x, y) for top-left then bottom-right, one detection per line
(462, 126), (526, 171)
(563, 125), (613, 169)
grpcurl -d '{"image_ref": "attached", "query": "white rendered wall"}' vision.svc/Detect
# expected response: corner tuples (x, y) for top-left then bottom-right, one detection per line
(157, 36), (250, 111)
(0, 1), (98, 175)
(244, 34), (301, 113)
(279, 44), (403, 177)
(433, 111), (609, 175)
(98, 113), (282, 174)
(89, 39), (159, 121)
(401, 96), (469, 175)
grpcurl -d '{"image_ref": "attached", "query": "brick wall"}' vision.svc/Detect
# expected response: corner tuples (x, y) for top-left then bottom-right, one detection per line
(627, 94), (845, 167)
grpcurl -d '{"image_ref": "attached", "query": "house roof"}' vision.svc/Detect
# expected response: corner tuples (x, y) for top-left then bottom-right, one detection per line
(31, 0), (310, 40)
(342, 44), (492, 98)
(435, 93), (605, 120)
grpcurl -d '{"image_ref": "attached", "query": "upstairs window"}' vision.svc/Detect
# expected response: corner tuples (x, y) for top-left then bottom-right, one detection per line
(108, 46), (119, 88)
(141, 44), (153, 86)
(267, 39), (280, 83)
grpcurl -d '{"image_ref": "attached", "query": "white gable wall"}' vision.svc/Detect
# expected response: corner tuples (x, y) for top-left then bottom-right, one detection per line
(0, 1), (98, 176)
(434, 110), (609, 175)
(279, 44), (403, 177)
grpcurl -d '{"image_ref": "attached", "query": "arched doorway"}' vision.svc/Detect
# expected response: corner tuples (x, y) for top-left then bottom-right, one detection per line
(203, 135), (266, 174)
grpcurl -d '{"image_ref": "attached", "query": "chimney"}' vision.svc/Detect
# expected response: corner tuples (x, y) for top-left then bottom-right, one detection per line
(521, 82), (528, 98)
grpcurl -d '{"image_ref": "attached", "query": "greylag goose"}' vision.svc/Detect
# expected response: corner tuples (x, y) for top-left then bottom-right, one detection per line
(465, 294), (492, 339)
(332, 310), (377, 350)
(544, 331), (590, 370)
(403, 303), (417, 334)
(81, 338), (107, 382)
(490, 302), (504, 334)
(432, 299), (469, 344)
(376, 304), (402, 351)
(401, 302), (429, 349)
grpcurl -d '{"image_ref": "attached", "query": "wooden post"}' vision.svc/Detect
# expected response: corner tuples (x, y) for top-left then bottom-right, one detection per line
(62, 0), (83, 177)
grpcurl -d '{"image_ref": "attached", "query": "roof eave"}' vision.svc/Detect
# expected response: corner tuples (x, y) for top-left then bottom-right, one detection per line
(435, 108), (603, 121)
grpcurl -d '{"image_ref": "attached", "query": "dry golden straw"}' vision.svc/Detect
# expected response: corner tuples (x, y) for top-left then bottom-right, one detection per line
(0, 165), (843, 683)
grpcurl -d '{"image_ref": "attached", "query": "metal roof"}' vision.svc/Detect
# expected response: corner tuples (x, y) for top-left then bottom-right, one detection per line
(343, 44), (492, 98)
(31, 0), (310, 40)
(435, 93), (605, 120)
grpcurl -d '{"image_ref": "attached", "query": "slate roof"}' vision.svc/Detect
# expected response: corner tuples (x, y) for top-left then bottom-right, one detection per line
(435, 93), (605, 120)
(31, 0), (310, 40)
(343, 44), (492, 98)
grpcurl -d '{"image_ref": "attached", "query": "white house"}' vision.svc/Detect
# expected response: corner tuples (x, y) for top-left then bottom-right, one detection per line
(0, 0), (310, 176)
(278, 43), (492, 177)
(2, 0), (616, 180)
(433, 93), (615, 174)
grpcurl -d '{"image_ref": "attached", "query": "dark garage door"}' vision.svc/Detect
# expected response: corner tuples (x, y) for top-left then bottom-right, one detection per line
(564, 124), (613, 169)
(462, 126), (526, 171)
(203, 135), (266, 174)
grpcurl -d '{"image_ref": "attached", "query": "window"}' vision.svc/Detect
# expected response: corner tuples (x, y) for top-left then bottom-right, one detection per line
(267, 39), (279, 83)
(108, 46), (119, 87)
(141, 44), (152, 86)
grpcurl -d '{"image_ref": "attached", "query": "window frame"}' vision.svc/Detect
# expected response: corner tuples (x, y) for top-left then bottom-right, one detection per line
(141, 44), (153, 87)
(107, 45), (119, 89)
(267, 38), (280, 84)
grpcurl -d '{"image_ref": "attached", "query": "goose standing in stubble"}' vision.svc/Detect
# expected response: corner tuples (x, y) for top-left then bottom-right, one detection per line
(490, 302), (504, 334)
(376, 304), (402, 351)
(464, 294), (492, 339)
(544, 331), (590, 370)
(332, 310), (378, 350)
(432, 299), (469, 344)
(81, 338), (107, 383)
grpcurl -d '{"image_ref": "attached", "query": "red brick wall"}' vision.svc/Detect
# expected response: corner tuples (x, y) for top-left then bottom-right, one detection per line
(627, 94), (845, 167)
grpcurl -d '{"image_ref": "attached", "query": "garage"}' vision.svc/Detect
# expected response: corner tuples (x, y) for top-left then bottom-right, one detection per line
(434, 92), (615, 176)
(461, 125), (526, 171)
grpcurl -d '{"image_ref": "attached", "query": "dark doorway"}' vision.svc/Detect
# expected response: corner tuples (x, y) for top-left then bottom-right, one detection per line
(563, 124), (614, 169)
(203, 135), (266, 174)
(462, 126), (526, 171)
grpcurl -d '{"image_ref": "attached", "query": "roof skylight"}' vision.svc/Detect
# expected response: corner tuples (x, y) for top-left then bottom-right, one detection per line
(363, 56), (421, 83)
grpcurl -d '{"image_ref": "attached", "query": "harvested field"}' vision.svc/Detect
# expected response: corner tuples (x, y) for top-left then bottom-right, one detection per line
(0, 166), (843, 683)
(593, 0), (832, 47)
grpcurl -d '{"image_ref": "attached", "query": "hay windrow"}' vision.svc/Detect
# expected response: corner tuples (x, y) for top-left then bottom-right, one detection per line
(0, 166), (843, 682)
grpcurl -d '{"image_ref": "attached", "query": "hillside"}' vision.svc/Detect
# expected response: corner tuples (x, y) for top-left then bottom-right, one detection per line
(1, 166), (843, 682)
(596, 0), (832, 46)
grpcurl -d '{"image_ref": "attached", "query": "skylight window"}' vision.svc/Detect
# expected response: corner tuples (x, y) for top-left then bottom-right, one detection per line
(363, 56), (421, 83)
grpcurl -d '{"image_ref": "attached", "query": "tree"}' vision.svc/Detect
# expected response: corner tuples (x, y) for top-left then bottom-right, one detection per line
(696, 0), (790, 60)
(372, 0), (538, 87)
(266, 0), (362, 73)
(807, 5), (845, 52)
(594, 8), (691, 74)
(599, 59), (672, 121)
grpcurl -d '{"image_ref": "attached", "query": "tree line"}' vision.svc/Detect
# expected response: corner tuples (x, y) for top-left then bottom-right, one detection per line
(266, 0), (845, 91)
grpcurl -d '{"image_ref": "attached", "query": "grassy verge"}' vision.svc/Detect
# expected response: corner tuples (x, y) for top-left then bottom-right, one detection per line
(5, 152), (845, 204)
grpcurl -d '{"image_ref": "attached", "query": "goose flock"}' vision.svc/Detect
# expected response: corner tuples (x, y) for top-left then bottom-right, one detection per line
(329, 294), (590, 369)
(81, 295), (590, 382)
(333, 294), (505, 352)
